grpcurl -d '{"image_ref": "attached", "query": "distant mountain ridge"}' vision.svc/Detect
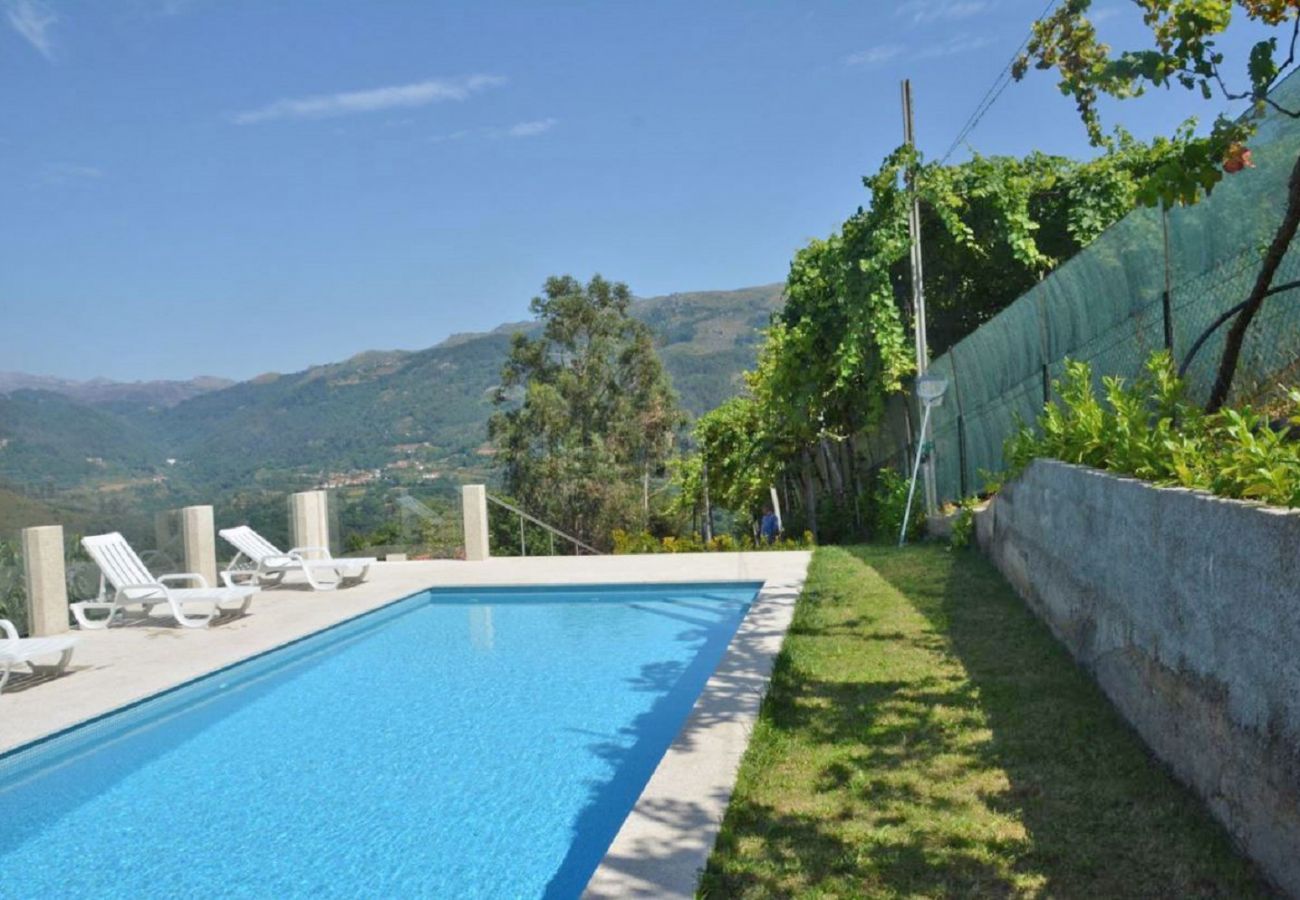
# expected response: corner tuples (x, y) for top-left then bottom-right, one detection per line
(0, 284), (784, 491)
(0, 372), (234, 410)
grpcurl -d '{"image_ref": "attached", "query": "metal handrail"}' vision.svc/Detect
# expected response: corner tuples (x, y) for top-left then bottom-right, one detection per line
(485, 494), (603, 556)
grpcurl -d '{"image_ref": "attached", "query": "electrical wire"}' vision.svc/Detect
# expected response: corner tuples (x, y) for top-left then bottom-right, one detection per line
(939, 0), (1059, 165)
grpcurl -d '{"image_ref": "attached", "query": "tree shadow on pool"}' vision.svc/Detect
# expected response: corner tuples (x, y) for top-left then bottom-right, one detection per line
(540, 585), (800, 899)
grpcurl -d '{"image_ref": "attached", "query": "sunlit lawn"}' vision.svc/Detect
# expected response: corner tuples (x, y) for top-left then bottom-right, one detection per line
(700, 544), (1268, 898)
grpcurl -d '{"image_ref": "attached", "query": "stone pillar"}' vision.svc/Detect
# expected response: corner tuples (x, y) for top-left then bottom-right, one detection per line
(180, 505), (218, 586)
(289, 490), (331, 555)
(21, 525), (68, 636)
(462, 485), (490, 561)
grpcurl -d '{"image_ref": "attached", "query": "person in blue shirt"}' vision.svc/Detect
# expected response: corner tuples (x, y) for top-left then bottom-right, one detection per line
(760, 506), (780, 544)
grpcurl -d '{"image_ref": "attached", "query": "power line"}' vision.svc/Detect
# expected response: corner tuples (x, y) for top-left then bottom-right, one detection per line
(939, 0), (1059, 165)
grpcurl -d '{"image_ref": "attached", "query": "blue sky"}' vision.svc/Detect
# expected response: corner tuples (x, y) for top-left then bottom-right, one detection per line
(0, 0), (1276, 381)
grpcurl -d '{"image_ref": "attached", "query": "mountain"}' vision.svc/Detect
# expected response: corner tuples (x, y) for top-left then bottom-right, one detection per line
(0, 284), (784, 492)
(0, 390), (160, 487)
(0, 372), (234, 411)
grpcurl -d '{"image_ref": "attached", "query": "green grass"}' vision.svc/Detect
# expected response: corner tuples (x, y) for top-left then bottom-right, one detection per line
(699, 544), (1269, 898)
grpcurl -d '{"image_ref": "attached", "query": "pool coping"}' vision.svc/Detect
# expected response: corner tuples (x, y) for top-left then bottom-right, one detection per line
(583, 560), (808, 898)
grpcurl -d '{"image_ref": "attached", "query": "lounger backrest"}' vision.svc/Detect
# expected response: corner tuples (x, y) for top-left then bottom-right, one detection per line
(218, 526), (283, 562)
(82, 533), (155, 590)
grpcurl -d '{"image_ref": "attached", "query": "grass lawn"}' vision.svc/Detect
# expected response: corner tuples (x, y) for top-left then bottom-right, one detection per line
(699, 544), (1269, 898)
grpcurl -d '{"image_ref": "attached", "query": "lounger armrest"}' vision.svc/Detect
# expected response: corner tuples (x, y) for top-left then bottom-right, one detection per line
(159, 572), (210, 589)
(289, 546), (332, 561)
(0, 619), (17, 641)
(114, 582), (171, 602)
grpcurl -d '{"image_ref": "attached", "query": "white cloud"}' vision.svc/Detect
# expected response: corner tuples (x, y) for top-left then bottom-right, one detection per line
(504, 117), (557, 138)
(918, 33), (995, 58)
(232, 75), (507, 125)
(38, 162), (103, 185)
(428, 129), (471, 144)
(1089, 5), (1124, 24)
(4, 0), (59, 60)
(844, 45), (905, 67)
(895, 0), (991, 25)
(845, 33), (991, 67)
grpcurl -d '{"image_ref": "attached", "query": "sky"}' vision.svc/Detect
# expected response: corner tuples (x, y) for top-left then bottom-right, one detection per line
(0, 0), (1279, 382)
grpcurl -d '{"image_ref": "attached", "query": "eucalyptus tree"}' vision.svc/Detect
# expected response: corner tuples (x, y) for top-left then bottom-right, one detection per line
(489, 275), (684, 550)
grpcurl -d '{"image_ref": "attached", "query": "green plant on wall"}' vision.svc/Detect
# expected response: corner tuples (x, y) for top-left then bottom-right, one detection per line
(1007, 350), (1300, 507)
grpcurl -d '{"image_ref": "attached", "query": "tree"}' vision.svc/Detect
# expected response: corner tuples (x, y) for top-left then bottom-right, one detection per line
(489, 275), (684, 549)
(1013, 0), (1300, 409)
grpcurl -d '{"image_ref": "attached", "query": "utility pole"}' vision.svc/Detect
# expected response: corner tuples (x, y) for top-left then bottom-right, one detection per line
(901, 79), (937, 515)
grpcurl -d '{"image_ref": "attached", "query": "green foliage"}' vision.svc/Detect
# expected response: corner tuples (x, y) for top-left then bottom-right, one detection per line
(1007, 351), (1300, 507)
(0, 538), (24, 633)
(866, 466), (924, 543)
(674, 138), (1185, 543)
(0, 390), (159, 488)
(489, 275), (685, 550)
(949, 497), (980, 550)
(672, 395), (780, 522)
(610, 528), (813, 554)
(1014, 0), (1300, 206)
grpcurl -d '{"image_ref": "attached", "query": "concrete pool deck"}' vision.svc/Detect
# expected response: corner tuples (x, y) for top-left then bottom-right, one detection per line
(0, 550), (811, 897)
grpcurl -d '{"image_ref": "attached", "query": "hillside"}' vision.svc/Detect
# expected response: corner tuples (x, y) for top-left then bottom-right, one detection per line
(0, 372), (233, 411)
(0, 390), (161, 488)
(0, 284), (784, 492)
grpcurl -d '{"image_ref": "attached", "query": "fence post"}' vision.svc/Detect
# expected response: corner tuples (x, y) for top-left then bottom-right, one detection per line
(462, 485), (490, 561)
(21, 525), (68, 636)
(180, 505), (218, 586)
(1036, 288), (1052, 404)
(949, 346), (969, 498)
(289, 491), (331, 555)
(1161, 201), (1176, 355)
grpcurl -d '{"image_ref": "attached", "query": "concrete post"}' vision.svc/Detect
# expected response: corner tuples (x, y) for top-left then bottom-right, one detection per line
(462, 485), (490, 561)
(180, 505), (218, 586)
(21, 525), (68, 636)
(289, 490), (331, 554)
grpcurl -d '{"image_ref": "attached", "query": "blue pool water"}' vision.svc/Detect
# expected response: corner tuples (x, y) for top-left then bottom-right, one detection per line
(0, 582), (759, 899)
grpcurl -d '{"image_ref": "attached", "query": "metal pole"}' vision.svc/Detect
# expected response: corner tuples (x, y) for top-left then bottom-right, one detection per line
(902, 79), (937, 515)
(899, 401), (934, 547)
(519, 513), (526, 557)
(701, 453), (714, 542)
(1162, 201), (1175, 355)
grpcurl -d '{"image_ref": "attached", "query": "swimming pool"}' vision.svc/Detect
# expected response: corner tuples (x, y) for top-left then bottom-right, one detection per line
(0, 582), (761, 898)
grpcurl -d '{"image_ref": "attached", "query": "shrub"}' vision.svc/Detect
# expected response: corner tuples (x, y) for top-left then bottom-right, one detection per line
(949, 498), (978, 550)
(1006, 351), (1300, 508)
(866, 466), (924, 542)
(611, 528), (814, 554)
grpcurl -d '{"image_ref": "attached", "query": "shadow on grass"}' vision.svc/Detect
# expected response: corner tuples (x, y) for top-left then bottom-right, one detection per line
(868, 545), (1271, 898)
(700, 545), (1271, 899)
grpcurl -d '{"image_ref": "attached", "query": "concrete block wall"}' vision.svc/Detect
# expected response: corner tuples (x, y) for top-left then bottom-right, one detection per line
(975, 459), (1300, 895)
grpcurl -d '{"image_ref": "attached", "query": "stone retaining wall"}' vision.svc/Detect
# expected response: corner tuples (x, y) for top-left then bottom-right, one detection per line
(975, 459), (1300, 896)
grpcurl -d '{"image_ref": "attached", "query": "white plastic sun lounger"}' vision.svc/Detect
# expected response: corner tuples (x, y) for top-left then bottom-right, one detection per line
(0, 619), (77, 694)
(218, 525), (374, 591)
(73, 532), (256, 630)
